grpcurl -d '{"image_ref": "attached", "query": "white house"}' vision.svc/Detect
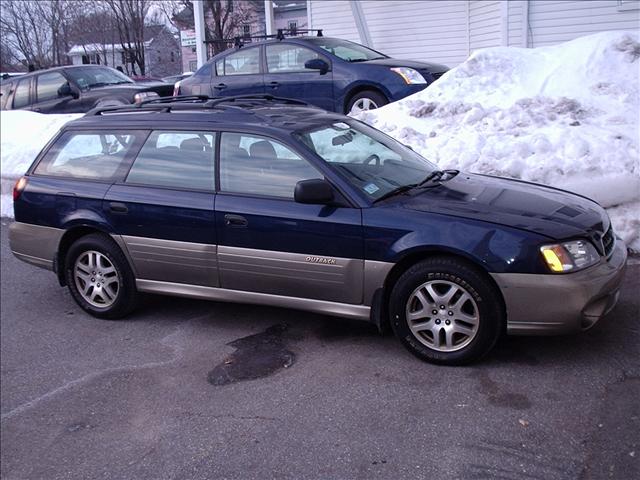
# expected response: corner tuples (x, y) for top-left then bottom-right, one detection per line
(307, 0), (640, 66)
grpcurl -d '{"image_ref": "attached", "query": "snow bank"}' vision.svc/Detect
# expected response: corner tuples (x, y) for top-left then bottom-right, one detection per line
(0, 111), (80, 217)
(357, 31), (640, 250)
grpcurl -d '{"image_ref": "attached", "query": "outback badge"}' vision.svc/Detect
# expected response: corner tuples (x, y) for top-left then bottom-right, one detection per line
(305, 256), (336, 265)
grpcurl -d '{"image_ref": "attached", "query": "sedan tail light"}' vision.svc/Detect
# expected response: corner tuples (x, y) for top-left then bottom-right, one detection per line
(13, 176), (27, 201)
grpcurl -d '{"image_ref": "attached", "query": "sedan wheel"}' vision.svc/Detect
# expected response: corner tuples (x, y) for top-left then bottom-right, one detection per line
(349, 97), (379, 114)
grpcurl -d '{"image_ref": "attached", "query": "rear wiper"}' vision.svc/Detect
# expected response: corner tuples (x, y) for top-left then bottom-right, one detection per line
(372, 184), (418, 203)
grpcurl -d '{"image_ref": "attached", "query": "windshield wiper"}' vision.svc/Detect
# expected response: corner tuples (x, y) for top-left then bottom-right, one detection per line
(418, 169), (459, 186)
(372, 184), (418, 203)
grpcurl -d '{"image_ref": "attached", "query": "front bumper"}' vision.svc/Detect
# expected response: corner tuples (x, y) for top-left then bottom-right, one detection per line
(491, 238), (628, 335)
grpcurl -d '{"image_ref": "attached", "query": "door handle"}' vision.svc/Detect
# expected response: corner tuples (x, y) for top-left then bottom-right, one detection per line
(32, 107), (41, 112)
(109, 202), (128, 214)
(214, 83), (227, 90)
(224, 214), (248, 227)
(268, 81), (279, 88)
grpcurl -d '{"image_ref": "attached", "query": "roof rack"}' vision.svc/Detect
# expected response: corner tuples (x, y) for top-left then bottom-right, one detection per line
(87, 94), (313, 116)
(206, 28), (323, 50)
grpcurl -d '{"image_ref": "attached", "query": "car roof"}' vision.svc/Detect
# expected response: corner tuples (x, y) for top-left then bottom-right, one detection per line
(8, 64), (120, 80)
(64, 96), (347, 134)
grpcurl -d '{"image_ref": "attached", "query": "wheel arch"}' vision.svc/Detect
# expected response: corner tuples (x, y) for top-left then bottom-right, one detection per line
(55, 225), (121, 286)
(372, 248), (506, 333)
(343, 84), (389, 114)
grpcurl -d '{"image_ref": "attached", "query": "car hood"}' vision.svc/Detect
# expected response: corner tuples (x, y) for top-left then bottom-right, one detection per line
(363, 58), (449, 73)
(389, 173), (609, 241)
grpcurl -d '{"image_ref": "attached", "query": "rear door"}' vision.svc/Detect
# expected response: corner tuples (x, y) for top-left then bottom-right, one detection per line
(104, 130), (218, 287)
(215, 131), (364, 304)
(211, 46), (264, 97)
(263, 43), (334, 111)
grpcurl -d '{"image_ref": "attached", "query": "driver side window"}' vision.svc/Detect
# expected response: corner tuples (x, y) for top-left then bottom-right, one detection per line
(220, 132), (322, 198)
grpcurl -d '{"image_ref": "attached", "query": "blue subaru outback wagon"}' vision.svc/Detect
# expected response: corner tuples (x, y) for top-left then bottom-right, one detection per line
(9, 95), (627, 364)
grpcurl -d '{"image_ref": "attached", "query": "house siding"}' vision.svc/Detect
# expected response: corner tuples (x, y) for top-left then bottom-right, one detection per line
(309, 0), (639, 67)
(309, 0), (469, 66)
(528, 0), (640, 47)
(469, 0), (502, 52)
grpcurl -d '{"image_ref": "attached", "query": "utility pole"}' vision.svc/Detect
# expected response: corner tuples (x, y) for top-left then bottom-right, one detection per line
(194, 0), (206, 68)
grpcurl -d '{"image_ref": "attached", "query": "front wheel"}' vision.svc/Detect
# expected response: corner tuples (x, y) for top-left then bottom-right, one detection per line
(347, 90), (388, 115)
(64, 234), (138, 319)
(389, 257), (504, 365)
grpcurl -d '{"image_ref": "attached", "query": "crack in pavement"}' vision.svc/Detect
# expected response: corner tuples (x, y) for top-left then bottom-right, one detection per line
(0, 319), (198, 421)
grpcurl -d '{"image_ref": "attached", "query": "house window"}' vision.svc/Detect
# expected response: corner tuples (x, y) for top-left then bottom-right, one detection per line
(82, 53), (101, 65)
(171, 51), (175, 62)
(288, 21), (297, 32)
(242, 25), (251, 39)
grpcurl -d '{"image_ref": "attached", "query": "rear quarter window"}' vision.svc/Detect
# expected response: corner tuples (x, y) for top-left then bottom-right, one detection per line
(34, 131), (141, 181)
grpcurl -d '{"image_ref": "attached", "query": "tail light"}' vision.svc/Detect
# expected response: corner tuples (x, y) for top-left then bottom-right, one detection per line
(173, 80), (181, 97)
(13, 176), (27, 201)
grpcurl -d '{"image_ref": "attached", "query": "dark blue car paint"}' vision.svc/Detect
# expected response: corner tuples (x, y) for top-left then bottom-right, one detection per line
(14, 107), (611, 293)
(179, 37), (448, 113)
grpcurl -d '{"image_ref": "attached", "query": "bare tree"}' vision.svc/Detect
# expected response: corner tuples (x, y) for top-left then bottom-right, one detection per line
(0, 0), (53, 68)
(105, 0), (151, 75)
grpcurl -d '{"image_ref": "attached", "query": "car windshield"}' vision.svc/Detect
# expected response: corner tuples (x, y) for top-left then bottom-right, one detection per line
(308, 38), (388, 62)
(65, 67), (133, 90)
(295, 120), (437, 201)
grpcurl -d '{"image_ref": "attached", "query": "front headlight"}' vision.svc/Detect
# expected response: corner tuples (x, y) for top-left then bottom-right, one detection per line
(390, 67), (426, 84)
(540, 240), (600, 273)
(133, 91), (159, 104)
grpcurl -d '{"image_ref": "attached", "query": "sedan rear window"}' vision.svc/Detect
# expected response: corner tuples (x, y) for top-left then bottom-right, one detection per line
(34, 131), (139, 180)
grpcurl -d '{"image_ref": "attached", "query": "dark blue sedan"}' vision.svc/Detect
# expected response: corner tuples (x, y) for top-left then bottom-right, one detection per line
(177, 36), (448, 114)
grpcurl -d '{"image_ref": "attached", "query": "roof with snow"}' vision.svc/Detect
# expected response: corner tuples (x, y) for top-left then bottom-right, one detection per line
(67, 25), (168, 56)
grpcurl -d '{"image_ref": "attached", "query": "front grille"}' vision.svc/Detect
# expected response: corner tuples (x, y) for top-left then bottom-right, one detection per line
(602, 227), (614, 257)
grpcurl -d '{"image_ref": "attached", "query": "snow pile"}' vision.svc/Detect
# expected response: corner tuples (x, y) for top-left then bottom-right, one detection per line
(0, 111), (81, 217)
(357, 31), (640, 250)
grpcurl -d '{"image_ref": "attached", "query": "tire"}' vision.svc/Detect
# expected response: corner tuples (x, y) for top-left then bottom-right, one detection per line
(346, 90), (388, 115)
(389, 256), (503, 365)
(64, 233), (138, 319)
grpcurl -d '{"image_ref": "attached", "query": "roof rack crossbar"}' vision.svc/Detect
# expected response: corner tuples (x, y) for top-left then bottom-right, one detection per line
(207, 28), (324, 49)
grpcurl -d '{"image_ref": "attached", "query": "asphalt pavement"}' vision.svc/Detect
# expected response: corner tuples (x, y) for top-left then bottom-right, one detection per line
(1, 221), (638, 480)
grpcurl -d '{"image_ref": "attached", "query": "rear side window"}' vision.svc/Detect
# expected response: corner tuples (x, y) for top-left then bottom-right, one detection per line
(34, 131), (139, 180)
(12, 78), (30, 109)
(37, 71), (68, 102)
(219, 48), (260, 76)
(0, 82), (14, 109)
(126, 131), (215, 191)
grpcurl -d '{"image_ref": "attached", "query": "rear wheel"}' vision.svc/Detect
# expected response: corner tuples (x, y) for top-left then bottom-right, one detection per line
(389, 257), (503, 365)
(347, 90), (388, 115)
(64, 234), (137, 319)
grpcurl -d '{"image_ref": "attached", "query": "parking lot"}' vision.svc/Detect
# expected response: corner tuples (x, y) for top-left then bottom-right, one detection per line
(1, 221), (638, 480)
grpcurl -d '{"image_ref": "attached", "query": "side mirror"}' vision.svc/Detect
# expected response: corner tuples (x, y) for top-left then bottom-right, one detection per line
(294, 179), (334, 204)
(304, 58), (329, 75)
(58, 82), (79, 99)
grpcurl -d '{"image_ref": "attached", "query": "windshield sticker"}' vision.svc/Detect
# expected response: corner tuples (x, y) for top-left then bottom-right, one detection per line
(364, 183), (380, 194)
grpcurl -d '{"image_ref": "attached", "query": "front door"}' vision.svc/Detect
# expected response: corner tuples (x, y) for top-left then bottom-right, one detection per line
(104, 130), (218, 287)
(211, 46), (264, 97)
(215, 132), (363, 304)
(263, 43), (334, 111)
(32, 71), (82, 113)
